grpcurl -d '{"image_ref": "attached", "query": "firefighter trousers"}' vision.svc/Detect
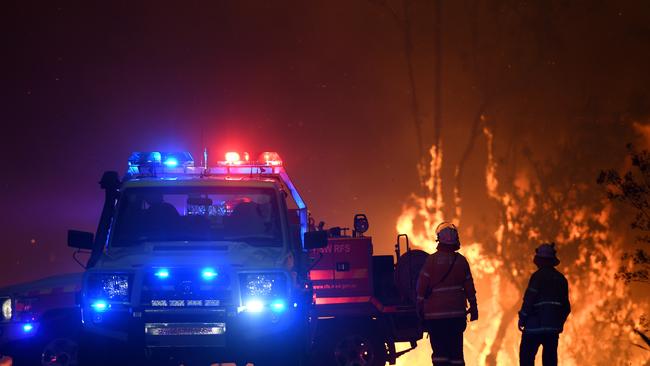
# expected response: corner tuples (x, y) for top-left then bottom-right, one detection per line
(424, 317), (467, 366)
(519, 332), (559, 366)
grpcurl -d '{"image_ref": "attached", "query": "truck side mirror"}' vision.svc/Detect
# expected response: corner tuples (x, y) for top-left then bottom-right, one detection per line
(303, 231), (328, 249)
(68, 230), (94, 250)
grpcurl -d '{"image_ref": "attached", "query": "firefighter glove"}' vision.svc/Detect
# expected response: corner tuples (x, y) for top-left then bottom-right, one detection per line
(469, 306), (479, 322)
(468, 297), (478, 321)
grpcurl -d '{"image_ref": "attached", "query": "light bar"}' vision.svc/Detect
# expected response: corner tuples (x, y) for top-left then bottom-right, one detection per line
(127, 151), (283, 175)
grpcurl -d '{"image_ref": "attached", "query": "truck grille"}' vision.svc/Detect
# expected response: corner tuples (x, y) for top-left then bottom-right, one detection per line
(141, 269), (232, 308)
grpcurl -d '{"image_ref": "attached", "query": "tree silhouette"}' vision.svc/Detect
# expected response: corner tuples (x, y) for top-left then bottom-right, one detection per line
(599, 144), (650, 351)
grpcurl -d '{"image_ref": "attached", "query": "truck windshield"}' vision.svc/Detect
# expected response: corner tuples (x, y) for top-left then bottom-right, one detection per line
(111, 186), (283, 247)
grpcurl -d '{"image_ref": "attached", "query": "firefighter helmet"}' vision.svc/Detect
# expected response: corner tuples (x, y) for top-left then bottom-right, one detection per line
(435, 222), (460, 247)
(534, 242), (560, 266)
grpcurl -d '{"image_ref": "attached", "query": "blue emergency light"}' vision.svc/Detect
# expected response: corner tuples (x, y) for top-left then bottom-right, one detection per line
(163, 157), (178, 167)
(201, 268), (218, 280)
(245, 299), (265, 313)
(127, 151), (194, 176)
(91, 300), (108, 312)
(23, 323), (34, 333)
(154, 269), (170, 279)
(270, 300), (286, 313)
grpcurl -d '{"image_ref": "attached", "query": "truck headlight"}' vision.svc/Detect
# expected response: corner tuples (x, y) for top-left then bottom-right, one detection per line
(2, 298), (11, 320)
(239, 273), (288, 312)
(86, 273), (132, 303)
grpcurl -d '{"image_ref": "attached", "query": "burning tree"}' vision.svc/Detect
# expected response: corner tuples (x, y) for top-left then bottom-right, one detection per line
(480, 122), (642, 365)
(397, 119), (646, 365)
(599, 145), (650, 285)
(599, 144), (650, 352)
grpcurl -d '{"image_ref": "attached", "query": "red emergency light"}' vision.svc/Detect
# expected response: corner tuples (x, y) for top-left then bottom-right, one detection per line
(218, 151), (283, 167)
(259, 151), (283, 166)
(224, 151), (242, 164)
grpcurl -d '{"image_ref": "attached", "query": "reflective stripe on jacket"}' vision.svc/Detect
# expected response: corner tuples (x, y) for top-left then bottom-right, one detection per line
(519, 266), (571, 334)
(416, 249), (477, 320)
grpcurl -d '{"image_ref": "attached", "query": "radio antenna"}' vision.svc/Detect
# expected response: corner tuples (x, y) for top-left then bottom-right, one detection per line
(200, 125), (208, 171)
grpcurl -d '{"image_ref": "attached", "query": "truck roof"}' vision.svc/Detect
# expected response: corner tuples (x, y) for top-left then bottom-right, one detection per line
(124, 151), (301, 205)
(124, 151), (309, 240)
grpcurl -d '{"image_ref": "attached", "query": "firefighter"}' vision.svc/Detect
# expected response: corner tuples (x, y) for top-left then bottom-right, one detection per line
(416, 222), (478, 366)
(518, 242), (571, 366)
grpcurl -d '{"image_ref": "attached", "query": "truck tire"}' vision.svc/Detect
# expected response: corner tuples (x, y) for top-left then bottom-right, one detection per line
(311, 323), (387, 366)
(8, 312), (82, 366)
(334, 334), (387, 366)
(40, 338), (79, 366)
(39, 310), (82, 366)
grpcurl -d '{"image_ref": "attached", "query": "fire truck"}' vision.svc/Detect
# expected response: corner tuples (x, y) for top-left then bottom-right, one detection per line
(0, 151), (425, 366)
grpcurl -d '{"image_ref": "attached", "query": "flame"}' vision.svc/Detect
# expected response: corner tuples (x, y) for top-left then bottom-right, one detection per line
(395, 128), (648, 365)
(396, 145), (447, 253)
(483, 126), (499, 200)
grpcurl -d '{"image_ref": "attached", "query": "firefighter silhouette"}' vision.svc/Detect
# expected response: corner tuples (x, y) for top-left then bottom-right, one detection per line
(518, 242), (571, 366)
(416, 222), (478, 366)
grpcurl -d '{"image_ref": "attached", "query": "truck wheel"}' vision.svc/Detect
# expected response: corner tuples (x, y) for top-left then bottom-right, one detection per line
(334, 334), (387, 366)
(311, 328), (387, 366)
(41, 338), (79, 366)
(8, 325), (81, 366)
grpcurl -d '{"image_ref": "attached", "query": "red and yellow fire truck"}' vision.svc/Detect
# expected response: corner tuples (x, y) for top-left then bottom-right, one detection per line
(0, 151), (424, 366)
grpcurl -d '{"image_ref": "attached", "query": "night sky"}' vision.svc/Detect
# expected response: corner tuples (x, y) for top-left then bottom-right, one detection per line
(3, 0), (650, 288)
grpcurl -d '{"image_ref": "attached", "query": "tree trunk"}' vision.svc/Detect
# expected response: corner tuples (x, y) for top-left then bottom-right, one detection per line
(485, 301), (519, 366)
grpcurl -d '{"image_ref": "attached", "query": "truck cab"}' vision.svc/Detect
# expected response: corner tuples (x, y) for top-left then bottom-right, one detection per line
(69, 151), (327, 365)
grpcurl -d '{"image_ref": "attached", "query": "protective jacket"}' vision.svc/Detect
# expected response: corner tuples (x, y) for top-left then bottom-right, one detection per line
(519, 266), (571, 334)
(416, 248), (477, 320)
